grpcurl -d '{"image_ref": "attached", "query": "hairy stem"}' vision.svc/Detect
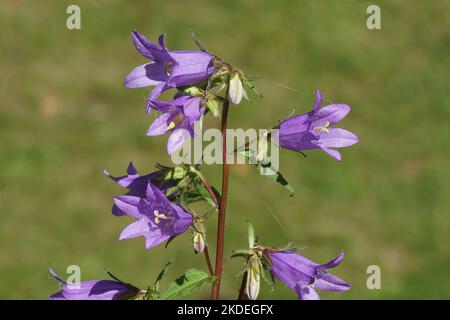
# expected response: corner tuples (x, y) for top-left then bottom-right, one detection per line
(211, 99), (230, 300)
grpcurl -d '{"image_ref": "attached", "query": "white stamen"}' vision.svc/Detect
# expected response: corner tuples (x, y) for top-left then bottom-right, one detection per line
(313, 121), (330, 134)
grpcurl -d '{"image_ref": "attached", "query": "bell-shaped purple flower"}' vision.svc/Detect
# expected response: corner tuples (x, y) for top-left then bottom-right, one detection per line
(146, 95), (204, 155)
(267, 250), (351, 300)
(124, 30), (215, 111)
(48, 269), (139, 300)
(104, 162), (177, 216)
(113, 182), (193, 250)
(276, 90), (359, 161)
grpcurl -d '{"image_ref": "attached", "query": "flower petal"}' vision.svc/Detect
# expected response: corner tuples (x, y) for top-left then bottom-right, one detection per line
(131, 30), (161, 59)
(313, 89), (323, 113)
(316, 104), (350, 125)
(49, 268), (66, 284)
(321, 251), (345, 269)
(124, 63), (162, 88)
(146, 82), (167, 113)
(167, 128), (190, 155)
(183, 97), (203, 123)
(167, 51), (214, 87)
(316, 128), (359, 148)
(315, 273), (351, 292)
(268, 251), (316, 291)
(317, 146), (342, 161)
(296, 284), (320, 300)
(171, 204), (193, 234)
(119, 219), (151, 240)
(146, 113), (171, 136)
(113, 195), (142, 219)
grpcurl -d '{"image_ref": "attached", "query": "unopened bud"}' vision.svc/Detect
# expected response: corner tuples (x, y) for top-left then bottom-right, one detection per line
(245, 256), (261, 300)
(192, 219), (206, 253)
(228, 73), (243, 105)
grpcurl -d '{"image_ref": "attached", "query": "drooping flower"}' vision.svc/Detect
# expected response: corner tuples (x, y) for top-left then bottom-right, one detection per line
(275, 89), (359, 161)
(113, 182), (193, 250)
(147, 95), (204, 155)
(124, 30), (215, 112)
(104, 162), (177, 216)
(266, 250), (351, 300)
(48, 269), (139, 300)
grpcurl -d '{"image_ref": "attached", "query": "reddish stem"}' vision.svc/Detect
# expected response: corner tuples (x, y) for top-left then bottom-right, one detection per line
(203, 245), (214, 276)
(211, 99), (230, 300)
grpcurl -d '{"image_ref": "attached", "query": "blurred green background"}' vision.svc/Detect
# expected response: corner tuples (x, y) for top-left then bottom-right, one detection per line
(1, 0), (449, 299)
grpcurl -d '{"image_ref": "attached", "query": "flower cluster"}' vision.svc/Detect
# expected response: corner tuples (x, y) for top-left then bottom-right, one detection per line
(49, 30), (358, 300)
(125, 30), (215, 154)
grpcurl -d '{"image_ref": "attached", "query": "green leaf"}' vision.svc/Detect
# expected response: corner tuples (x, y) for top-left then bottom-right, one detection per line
(240, 150), (294, 196)
(257, 163), (294, 196)
(160, 269), (215, 300)
(206, 98), (221, 117)
(247, 222), (255, 248)
(243, 79), (263, 98)
(152, 260), (173, 292)
(182, 86), (203, 96)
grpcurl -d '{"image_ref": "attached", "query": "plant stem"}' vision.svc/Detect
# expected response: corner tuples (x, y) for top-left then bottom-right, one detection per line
(203, 245), (214, 276)
(191, 167), (219, 208)
(237, 271), (248, 300)
(211, 99), (230, 300)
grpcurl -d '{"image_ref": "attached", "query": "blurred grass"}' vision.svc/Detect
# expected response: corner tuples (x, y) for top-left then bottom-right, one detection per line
(0, 0), (449, 299)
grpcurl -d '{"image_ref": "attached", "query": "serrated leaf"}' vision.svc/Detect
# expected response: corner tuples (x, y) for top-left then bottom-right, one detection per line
(160, 269), (215, 300)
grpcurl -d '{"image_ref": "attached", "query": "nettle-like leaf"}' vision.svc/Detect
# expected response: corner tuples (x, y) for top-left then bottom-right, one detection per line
(159, 268), (215, 300)
(240, 150), (294, 196)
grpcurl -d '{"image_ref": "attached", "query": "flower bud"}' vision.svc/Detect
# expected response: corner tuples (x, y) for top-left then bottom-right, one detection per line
(228, 72), (244, 105)
(192, 219), (206, 253)
(245, 255), (262, 300)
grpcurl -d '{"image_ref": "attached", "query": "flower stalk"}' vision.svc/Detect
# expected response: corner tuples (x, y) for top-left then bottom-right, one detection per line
(211, 96), (230, 300)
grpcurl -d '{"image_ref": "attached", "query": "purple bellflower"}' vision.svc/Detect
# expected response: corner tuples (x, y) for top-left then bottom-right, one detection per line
(124, 30), (215, 112)
(104, 162), (176, 216)
(267, 250), (351, 300)
(276, 89), (359, 161)
(113, 182), (193, 250)
(147, 95), (204, 155)
(48, 269), (139, 300)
